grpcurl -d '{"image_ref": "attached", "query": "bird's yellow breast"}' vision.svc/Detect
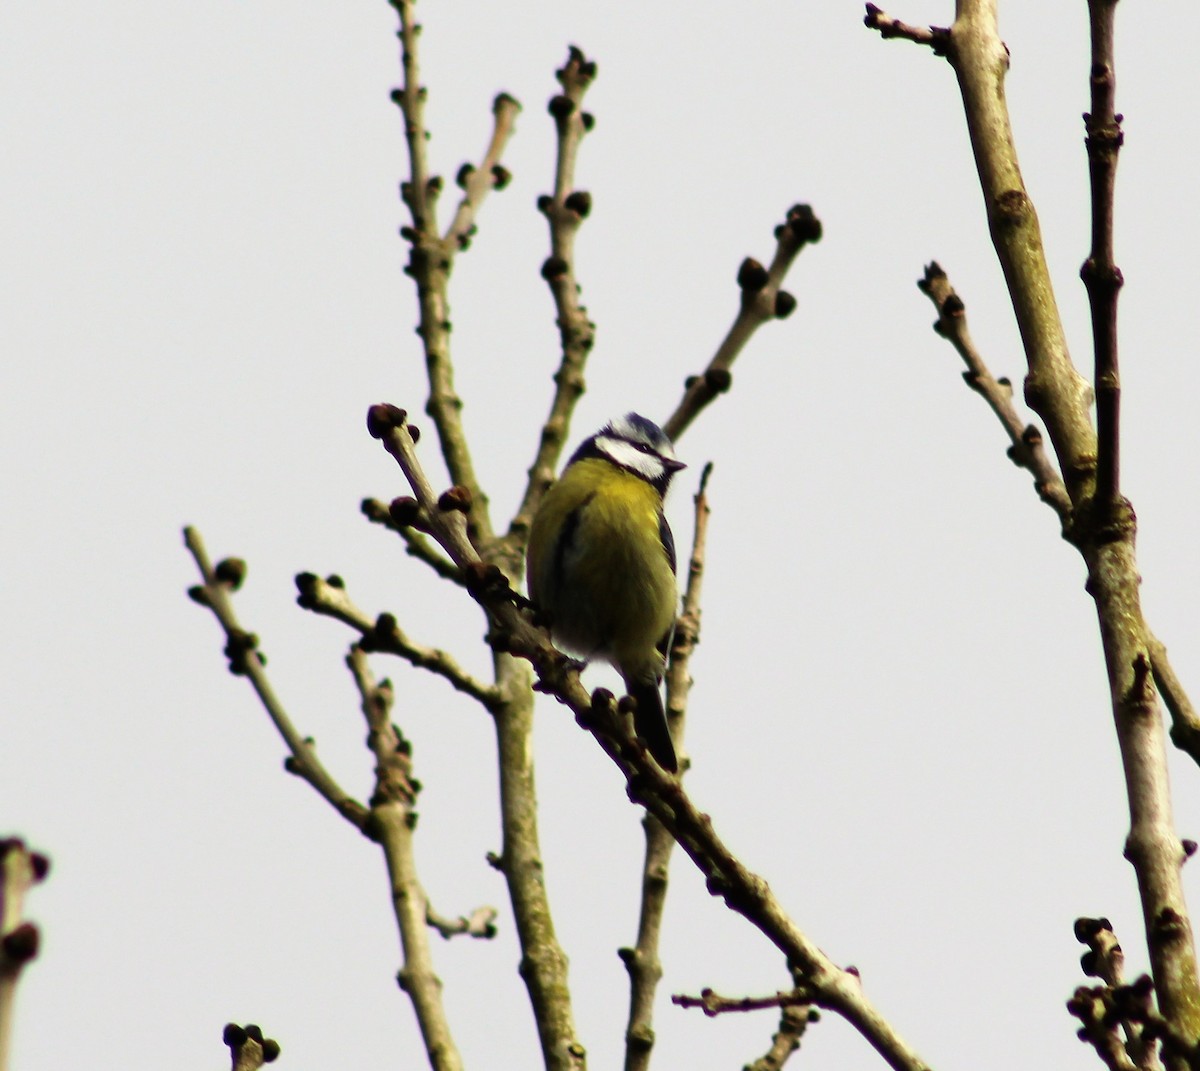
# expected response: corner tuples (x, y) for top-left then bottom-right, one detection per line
(527, 458), (677, 668)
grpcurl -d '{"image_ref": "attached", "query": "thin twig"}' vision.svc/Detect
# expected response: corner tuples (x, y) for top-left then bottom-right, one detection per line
(367, 404), (929, 1071)
(673, 987), (812, 1017)
(222, 1024), (281, 1071)
(346, 646), (465, 1071)
(361, 497), (465, 585)
(425, 900), (499, 941)
(443, 93), (522, 250)
(662, 205), (822, 444)
(0, 839), (49, 1071)
(744, 1004), (814, 1071)
(916, 262), (1072, 529)
(1146, 633), (1200, 770)
(621, 463), (713, 1071)
(1075, 917), (1160, 1070)
(183, 528), (370, 831)
(862, 4), (950, 53)
(294, 572), (500, 711)
(501, 47), (597, 574)
(1082, 0), (1125, 508)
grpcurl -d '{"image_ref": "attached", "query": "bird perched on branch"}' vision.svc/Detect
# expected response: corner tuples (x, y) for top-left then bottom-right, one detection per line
(526, 413), (685, 772)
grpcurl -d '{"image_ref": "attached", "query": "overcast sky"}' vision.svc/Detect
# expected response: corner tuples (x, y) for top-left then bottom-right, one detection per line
(5, 3), (1200, 1069)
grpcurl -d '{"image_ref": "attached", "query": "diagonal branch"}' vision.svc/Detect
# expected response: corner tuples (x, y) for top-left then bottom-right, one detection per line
(916, 262), (1071, 528)
(863, 4), (950, 53)
(444, 93), (522, 250)
(183, 528), (369, 831)
(293, 571), (501, 711)
(361, 496), (465, 586)
(663, 205), (822, 444)
(1146, 634), (1200, 771)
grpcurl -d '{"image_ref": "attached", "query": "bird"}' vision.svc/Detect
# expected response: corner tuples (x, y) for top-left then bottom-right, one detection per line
(526, 413), (685, 772)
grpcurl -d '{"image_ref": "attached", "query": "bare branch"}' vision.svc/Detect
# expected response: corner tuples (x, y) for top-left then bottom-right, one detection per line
(502, 47), (598, 572)
(745, 1004), (814, 1071)
(673, 987), (813, 1017)
(346, 647), (465, 1071)
(663, 205), (821, 444)
(1146, 634), (1200, 770)
(366, 403), (929, 1071)
(936, 1), (1097, 503)
(183, 528), (370, 831)
(294, 571), (500, 711)
(863, 4), (950, 53)
(1075, 917), (1160, 1070)
(916, 262), (1072, 528)
(425, 900), (499, 941)
(444, 93), (522, 251)
(1, 838), (49, 1071)
(621, 463), (714, 1071)
(388, 0), (514, 552)
(362, 496), (465, 586)
(1082, 0), (1125, 508)
(222, 1024), (281, 1071)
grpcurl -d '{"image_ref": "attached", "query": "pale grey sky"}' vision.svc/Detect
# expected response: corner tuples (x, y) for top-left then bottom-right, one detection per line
(4, 3), (1199, 1069)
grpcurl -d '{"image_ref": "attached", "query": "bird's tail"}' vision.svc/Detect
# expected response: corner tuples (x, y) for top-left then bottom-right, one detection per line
(626, 677), (678, 773)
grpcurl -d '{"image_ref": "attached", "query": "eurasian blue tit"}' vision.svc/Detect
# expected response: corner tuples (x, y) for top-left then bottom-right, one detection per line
(526, 413), (685, 772)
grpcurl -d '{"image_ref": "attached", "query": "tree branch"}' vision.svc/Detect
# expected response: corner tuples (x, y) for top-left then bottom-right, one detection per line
(862, 4), (950, 53)
(663, 205), (822, 444)
(388, 0), (518, 552)
(1081, 0), (1125, 508)
(425, 900), (498, 941)
(1146, 634), (1200, 771)
(346, 647), (465, 1071)
(362, 496), (465, 586)
(293, 571), (501, 711)
(916, 262), (1072, 529)
(222, 1024), (281, 1071)
(443, 93), (522, 251)
(501, 47), (598, 576)
(0, 838), (48, 1071)
(873, 0), (1098, 502)
(183, 528), (370, 831)
(620, 462), (713, 1071)
(744, 1003), (814, 1071)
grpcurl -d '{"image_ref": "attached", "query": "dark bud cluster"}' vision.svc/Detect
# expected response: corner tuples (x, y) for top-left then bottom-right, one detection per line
(215, 557), (246, 590)
(438, 485), (472, 513)
(737, 257), (769, 293)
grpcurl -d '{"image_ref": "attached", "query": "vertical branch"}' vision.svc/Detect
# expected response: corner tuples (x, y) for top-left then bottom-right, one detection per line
(346, 649), (465, 1071)
(0, 839), (48, 1071)
(621, 464), (713, 1071)
(945, 0), (1097, 501)
(388, 0), (512, 550)
(1081, 0), (1125, 508)
(502, 47), (598, 572)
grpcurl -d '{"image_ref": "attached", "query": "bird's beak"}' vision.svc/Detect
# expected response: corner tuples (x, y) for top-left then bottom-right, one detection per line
(664, 458), (686, 473)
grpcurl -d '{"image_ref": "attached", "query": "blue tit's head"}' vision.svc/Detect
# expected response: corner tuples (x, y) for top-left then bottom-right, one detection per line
(571, 412), (685, 493)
